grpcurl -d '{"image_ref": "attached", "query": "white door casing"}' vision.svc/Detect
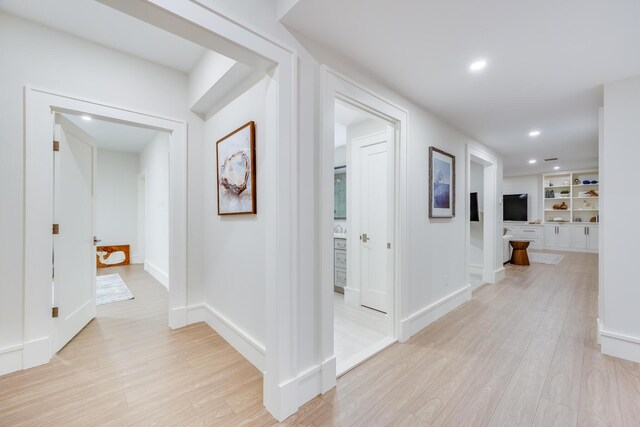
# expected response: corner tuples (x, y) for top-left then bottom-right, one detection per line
(355, 130), (392, 313)
(24, 87), (188, 375)
(52, 114), (97, 353)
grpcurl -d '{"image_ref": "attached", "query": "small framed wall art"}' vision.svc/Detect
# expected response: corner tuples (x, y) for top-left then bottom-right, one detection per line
(216, 121), (257, 215)
(429, 146), (456, 218)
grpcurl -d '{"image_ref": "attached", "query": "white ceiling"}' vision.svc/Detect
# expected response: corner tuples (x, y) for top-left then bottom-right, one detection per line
(282, 0), (640, 176)
(63, 113), (161, 153)
(0, 0), (207, 73)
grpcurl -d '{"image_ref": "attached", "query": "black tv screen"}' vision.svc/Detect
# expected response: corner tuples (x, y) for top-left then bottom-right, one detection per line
(504, 194), (528, 221)
(470, 192), (479, 222)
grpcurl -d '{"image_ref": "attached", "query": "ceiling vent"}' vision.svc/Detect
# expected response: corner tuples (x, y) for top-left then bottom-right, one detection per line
(544, 158), (558, 162)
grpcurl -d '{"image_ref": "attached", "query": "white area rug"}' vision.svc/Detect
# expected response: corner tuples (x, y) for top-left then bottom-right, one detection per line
(97, 273), (134, 305)
(529, 252), (565, 265)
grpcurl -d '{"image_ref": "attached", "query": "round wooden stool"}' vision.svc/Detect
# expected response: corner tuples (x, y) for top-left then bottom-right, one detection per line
(510, 240), (531, 266)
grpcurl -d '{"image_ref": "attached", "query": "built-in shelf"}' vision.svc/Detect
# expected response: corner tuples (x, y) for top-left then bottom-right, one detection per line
(542, 169), (599, 223)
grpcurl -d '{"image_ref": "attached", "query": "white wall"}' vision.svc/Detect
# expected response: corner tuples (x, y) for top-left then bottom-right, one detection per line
(601, 75), (640, 362)
(201, 76), (272, 361)
(0, 12), (203, 368)
(140, 132), (171, 287)
(503, 174), (542, 222)
(470, 161), (484, 267)
(187, 2), (503, 413)
(96, 149), (141, 261)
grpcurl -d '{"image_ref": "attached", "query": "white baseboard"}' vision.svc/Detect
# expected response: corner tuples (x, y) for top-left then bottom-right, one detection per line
(400, 285), (471, 341)
(187, 303), (265, 372)
(264, 370), (299, 422)
(144, 261), (169, 289)
(0, 345), (23, 376)
(22, 336), (51, 370)
(319, 356), (336, 394)
(130, 254), (143, 264)
(264, 356), (338, 422)
(600, 328), (640, 363)
(494, 267), (506, 283)
(169, 306), (188, 329)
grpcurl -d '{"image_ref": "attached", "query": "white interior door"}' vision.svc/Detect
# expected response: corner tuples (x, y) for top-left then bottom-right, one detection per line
(358, 130), (392, 313)
(52, 114), (97, 353)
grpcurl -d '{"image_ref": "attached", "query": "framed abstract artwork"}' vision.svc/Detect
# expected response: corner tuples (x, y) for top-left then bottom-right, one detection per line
(216, 121), (257, 215)
(429, 146), (455, 218)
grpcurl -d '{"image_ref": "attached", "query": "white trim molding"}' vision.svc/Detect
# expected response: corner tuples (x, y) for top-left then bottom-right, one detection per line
(600, 328), (640, 363)
(0, 345), (23, 377)
(99, 0), (300, 421)
(319, 66), (409, 394)
(400, 286), (471, 342)
(144, 261), (169, 289)
(22, 86), (188, 376)
(188, 303), (266, 372)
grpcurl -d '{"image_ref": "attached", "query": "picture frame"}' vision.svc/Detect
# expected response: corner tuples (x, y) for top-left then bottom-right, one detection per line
(216, 121), (257, 215)
(429, 146), (455, 218)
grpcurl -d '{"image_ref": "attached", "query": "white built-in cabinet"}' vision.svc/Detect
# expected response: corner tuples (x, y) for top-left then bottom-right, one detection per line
(539, 168), (599, 253)
(504, 224), (543, 248)
(572, 224), (599, 251)
(544, 224), (572, 249)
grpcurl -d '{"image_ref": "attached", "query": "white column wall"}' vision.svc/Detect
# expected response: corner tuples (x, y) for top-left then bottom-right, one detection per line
(601, 75), (640, 363)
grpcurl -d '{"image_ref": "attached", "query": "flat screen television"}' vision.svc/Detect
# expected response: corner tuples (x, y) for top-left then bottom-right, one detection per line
(470, 192), (479, 222)
(503, 194), (528, 221)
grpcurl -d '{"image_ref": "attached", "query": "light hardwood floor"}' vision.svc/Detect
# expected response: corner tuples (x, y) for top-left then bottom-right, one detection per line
(285, 251), (640, 426)
(2, 253), (640, 426)
(0, 265), (273, 426)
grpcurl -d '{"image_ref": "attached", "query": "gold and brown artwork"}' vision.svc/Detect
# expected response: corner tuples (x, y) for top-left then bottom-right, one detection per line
(96, 245), (130, 268)
(216, 121), (256, 215)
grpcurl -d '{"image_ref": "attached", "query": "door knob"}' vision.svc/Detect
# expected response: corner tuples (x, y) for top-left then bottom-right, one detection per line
(361, 233), (369, 243)
(93, 236), (102, 245)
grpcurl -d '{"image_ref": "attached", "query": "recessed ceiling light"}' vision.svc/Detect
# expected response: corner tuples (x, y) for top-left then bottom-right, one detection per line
(529, 130), (541, 137)
(469, 59), (487, 72)
(529, 159), (537, 164)
(554, 166), (560, 170)
(81, 115), (92, 121)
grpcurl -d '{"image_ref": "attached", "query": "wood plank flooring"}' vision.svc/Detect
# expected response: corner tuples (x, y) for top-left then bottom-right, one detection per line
(0, 265), (273, 426)
(2, 252), (639, 426)
(286, 251), (640, 426)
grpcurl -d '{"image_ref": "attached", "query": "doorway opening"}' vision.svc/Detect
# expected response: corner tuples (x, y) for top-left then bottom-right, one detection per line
(466, 147), (499, 292)
(469, 158), (486, 290)
(333, 98), (396, 376)
(51, 111), (172, 352)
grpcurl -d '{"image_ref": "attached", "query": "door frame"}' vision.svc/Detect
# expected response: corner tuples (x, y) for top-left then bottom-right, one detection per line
(465, 145), (501, 292)
(23, 86), (187, 369)
(320, 67), (408, 390)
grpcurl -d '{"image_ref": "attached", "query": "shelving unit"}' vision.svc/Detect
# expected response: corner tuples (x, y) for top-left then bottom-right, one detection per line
(542, 169), (599, 224)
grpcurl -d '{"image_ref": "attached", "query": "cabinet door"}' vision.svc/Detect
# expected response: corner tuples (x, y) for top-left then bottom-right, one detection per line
(587, 226), (599, 250)
(556, 225), (572, 248)
(573, 226), (588, 249)
(544, 225), (557, 247)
